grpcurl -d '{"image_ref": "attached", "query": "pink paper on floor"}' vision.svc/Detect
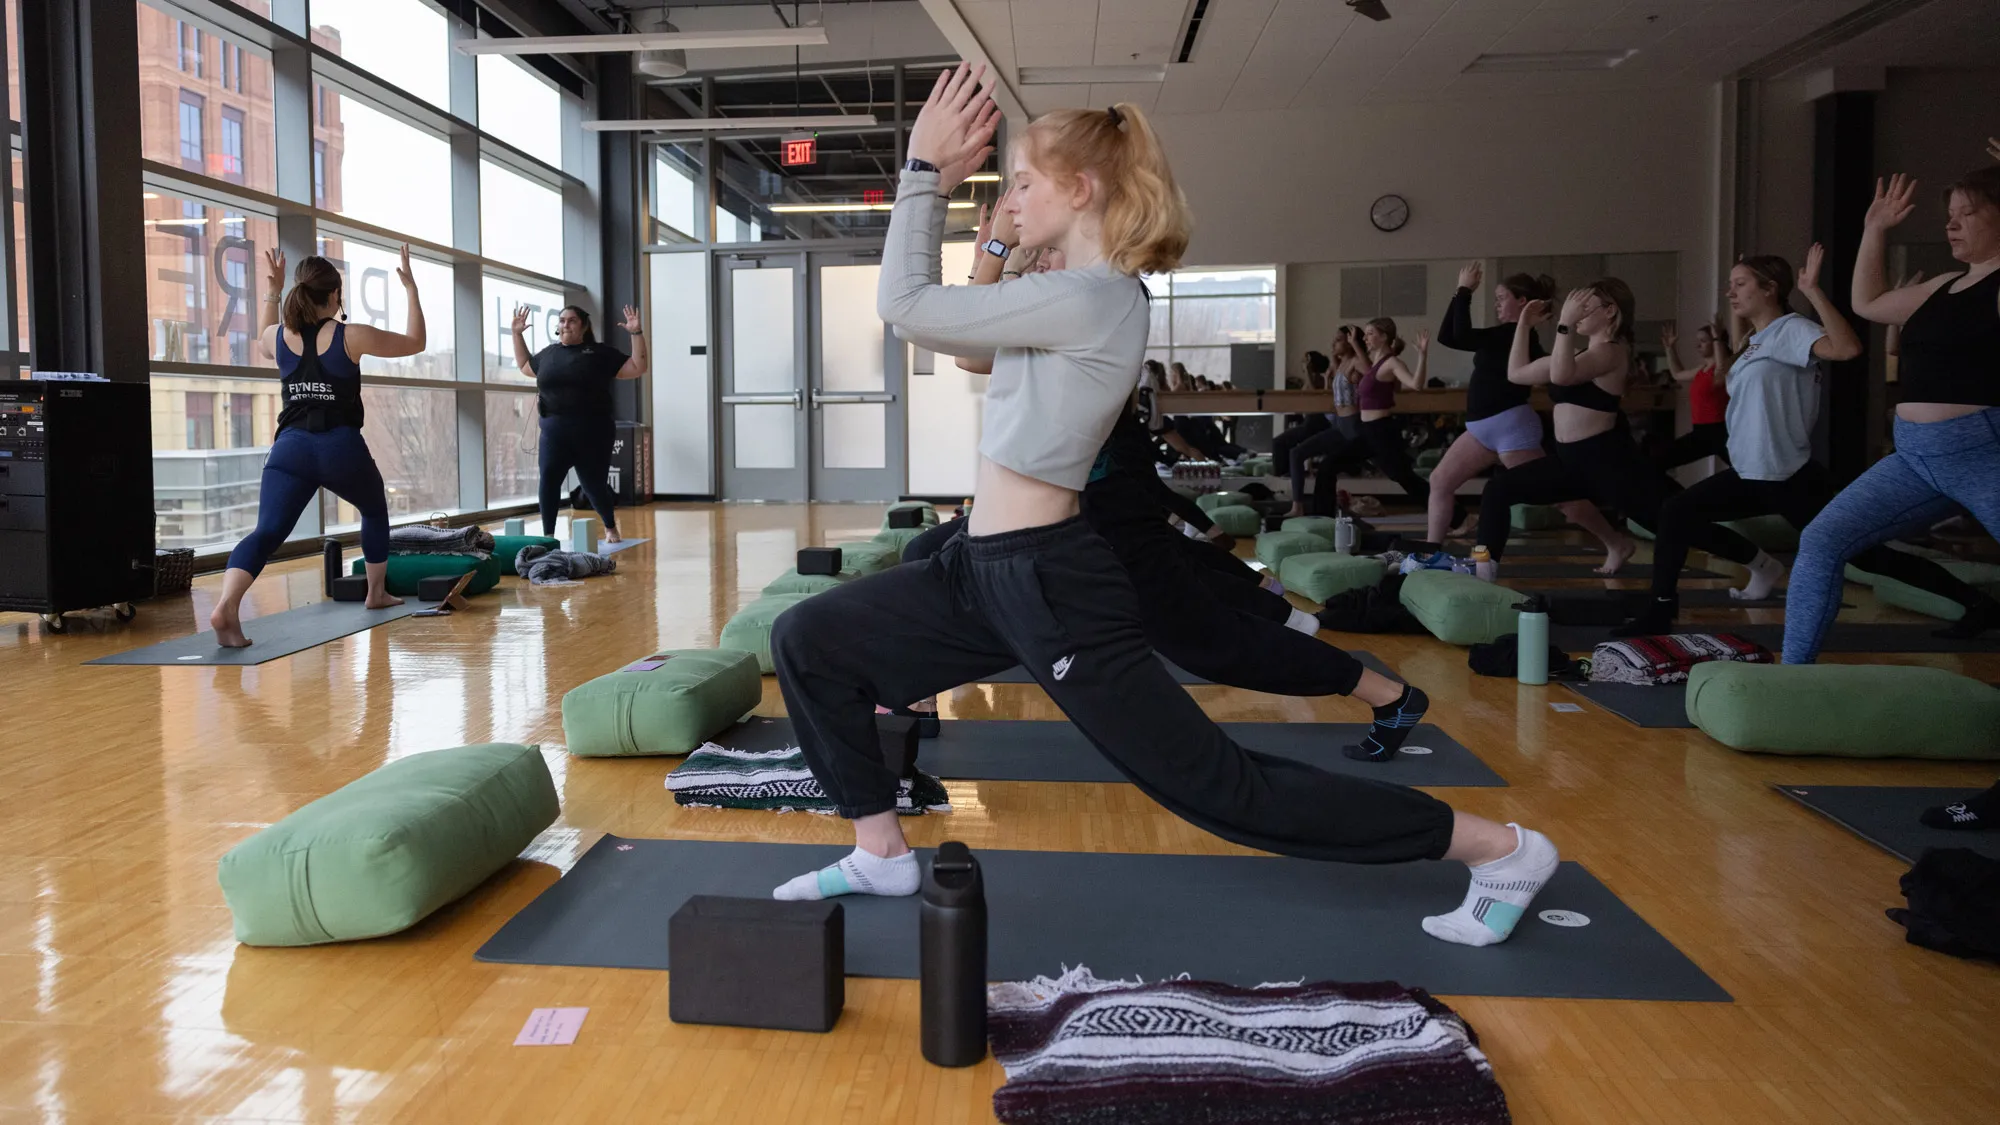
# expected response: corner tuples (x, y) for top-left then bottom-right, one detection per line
(515, 1007), (589, 1046)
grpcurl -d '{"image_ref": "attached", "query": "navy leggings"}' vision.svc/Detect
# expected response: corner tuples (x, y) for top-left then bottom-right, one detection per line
(226, 426), (389, 576)
(539, 414), (619, 536)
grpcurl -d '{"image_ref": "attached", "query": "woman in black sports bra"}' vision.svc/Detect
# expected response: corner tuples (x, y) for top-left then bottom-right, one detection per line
(1471, 277), (1680, 572)
(1786, 165), (2000, 661)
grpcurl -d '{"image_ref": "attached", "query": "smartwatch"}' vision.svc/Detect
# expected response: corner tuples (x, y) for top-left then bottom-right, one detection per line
(904, 158), (939, 174)
(1555, 324), (1572, 335)
(982, 238), (1011, 259)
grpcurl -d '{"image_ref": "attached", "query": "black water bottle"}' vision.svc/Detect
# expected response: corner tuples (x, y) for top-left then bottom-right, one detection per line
(321, 538), (343, 597)
(920, 841), (987, 1067)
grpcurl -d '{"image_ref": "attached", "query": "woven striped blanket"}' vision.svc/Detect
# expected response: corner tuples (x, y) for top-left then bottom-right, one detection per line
(665, 743), (950, 815)
(1588, 632), (1773, 686)
(987, 968), (1510, 1125)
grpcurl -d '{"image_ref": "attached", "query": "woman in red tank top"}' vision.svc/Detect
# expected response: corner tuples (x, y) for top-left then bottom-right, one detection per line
(1655, 319), (1731, 470)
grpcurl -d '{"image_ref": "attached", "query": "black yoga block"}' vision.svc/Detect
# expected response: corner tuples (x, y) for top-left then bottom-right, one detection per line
(887, 506), (925, 529)
(329, 576), (370, 603)
(878, 713), (920, 778)
(798, 547), (843, 576)
(669, 896), (844, 1032)
(417, 574), (465, 602)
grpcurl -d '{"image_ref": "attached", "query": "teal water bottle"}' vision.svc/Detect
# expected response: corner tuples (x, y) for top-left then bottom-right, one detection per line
(1516, 595), (1549, 686)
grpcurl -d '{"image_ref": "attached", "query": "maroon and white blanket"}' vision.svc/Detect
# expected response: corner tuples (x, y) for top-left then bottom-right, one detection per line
(986, 968), (1511, 1125)
(1589, 632), (1773, 685)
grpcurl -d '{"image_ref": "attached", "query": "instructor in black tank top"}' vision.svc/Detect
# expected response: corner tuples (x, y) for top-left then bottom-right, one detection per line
(511, 304), (649, 542)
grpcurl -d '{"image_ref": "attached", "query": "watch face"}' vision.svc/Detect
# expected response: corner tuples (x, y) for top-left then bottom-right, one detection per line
(1370, 194), (1409, 232)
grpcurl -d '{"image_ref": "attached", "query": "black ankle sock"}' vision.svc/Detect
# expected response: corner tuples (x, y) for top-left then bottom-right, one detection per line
(1344, 684), (1428, 763)
(1921, 780), (2000, 830)
(1936, 599), (2000, 641)
(1610, 596), (1677, 639)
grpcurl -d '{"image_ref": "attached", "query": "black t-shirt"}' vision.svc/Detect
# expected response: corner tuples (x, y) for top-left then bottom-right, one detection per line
(533, 342), (628, 417)
(1441, 287), (1545, 421)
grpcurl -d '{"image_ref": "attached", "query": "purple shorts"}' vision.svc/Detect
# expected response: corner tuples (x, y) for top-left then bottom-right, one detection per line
(1464, 404), (1543, 454)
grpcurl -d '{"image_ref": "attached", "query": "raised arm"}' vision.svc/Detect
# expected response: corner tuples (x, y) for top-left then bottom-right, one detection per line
(1437, 262), (1482, 351)
(510, 305), (537, 379)
(1508, 300), (1554, 385)
(1660, 324), (1698, 384)
(1796, 243), (1863, 362)
(615, 305), (649, 379)
(953, 200), (1016, 375)
(256, 248), (285, 359)
(1852, 176), (1951, 326)
(1549, 290), (1631, 385)
(344, 245), (427, 360)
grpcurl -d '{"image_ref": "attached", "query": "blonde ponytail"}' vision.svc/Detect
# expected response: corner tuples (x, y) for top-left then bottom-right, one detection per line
(1020, 102), (1192, 276)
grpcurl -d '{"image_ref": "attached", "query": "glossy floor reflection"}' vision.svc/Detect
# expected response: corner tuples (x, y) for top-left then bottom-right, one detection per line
(3, 502), (1997, 1124)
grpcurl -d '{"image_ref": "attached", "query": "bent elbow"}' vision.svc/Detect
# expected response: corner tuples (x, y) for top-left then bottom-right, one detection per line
(1825, 341), (1864, 363)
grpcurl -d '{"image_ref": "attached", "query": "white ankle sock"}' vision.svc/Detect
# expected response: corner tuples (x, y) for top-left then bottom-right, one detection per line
(773, 847), (920, 901)
(1284, 607), (1319, 634)
(1422, 825), (1560, 947)
(1732, 550), (1787, 600)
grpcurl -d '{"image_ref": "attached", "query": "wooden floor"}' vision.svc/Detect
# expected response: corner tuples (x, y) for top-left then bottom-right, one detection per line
(4, 501), (1997, 1124)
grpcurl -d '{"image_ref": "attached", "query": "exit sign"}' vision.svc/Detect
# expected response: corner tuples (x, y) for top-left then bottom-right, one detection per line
(862, 188), (885, 205)
(781, 137), (817, 166)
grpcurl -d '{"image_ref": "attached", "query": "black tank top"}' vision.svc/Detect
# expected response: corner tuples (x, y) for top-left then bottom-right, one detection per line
(276, 321), (367, 435)
(1898, 269), (2000, 408)
(1547, 342), (1626, 414)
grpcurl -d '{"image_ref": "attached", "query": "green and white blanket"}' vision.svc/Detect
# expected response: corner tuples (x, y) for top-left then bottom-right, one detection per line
(665, 743), (951, 815)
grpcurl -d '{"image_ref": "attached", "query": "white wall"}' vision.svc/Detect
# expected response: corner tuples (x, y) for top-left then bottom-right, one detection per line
(1876, 68), (2000, 249)
(650, 251), (712, 495)
(1151, 83), (1727, 362)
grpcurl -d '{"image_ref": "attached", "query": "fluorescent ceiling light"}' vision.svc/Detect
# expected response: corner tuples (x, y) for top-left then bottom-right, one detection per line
(770, 202), (976, 214)
(1018, 65), (1167, 85)
(586, 115), (878, 133)
(963, 173), (1001, 183)
(457, 27), (828, 56)
(1465, 49), (1637, 73)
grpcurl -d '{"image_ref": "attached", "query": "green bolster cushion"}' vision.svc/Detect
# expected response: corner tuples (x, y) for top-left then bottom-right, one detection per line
(1238, 457), (1275, 477)
(1627, 519), (1655, 541)
(872, 526), (928, 554)
(1208, 505), (1263, 537)
(1196, 491), (1252, 512)
(762, 568), (857, 597)
(1849, 542), (1966, 587)
(1872, 560), (2000, 622)
(881, 501), (939, 531)
(1512, 504), (1566, 531)
(356, 553), (502, 596)
(1398, 570), (1527, 646)
(217, 742), (559, 946)
(719, 593), (815, 673)
(1279, 552), (1387, 604)
(1415, 448), (1445, 471)
(1256, 530), (1333, 570)
(838, 541), (902, 574)
(1281, 516), (1341, 540)
(1685, 662), (2000, 759)
(492, 535), (561, 576)
(1720, 514), (1799, 554)
(562, 649), (763, 757)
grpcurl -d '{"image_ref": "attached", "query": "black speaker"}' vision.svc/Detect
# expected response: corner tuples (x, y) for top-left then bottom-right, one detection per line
(0, 381), (155, 615)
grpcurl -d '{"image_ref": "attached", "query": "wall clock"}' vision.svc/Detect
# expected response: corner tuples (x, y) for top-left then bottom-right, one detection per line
(1370, 194), (1410, 232)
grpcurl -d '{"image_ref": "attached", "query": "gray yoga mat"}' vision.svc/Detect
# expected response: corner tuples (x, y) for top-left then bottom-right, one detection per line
(595, 537), (651, 556)
(1540, 588), (1793, 611)
(85, 599), (424, 667)
(1774, 785), (2000, 864)
(706, 716), (1504, 787)
(1501, 562), (1725, 580)
(1551, 620), (2000, 654)
(476, 837), (1727, 1002)
(980, 650), (1399, 687)
(1564, 682), (1694, 729)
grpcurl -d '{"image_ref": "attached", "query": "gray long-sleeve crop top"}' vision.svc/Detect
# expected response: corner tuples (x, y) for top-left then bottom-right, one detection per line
(877, 167), (1150, 491)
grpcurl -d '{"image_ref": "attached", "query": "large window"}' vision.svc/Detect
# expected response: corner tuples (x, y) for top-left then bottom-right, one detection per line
(477, 54), (562, 168)
(219, 107), (245, 182)
(326, 385), (459, 525)
(316, 234), (456, 380)
(310, 0), (449, 109)
(479, 159), (564, 278)
(485, 390), (540, 505)
(482, 274), (564, 385)
(144, 191), (279, 369)
(141, 5), (275, 191)
(1144, 267), (1277, 384)
(651, 143), (699, 243)
(150, 373), (282, 552)
(177, 91), (204, 170)
(324, 92), (451, 244)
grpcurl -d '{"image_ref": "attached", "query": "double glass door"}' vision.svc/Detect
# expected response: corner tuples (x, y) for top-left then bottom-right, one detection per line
(719, 251), (905, 501)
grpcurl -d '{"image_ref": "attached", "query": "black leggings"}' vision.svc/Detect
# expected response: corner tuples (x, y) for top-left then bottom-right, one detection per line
(1172, 417), (1244, 461)
(770, 517), (1452, 861)
(1650, 463), (1991, 608)
(1656, 422), (1729, 471)
(539, 414), (619, 536)
(1273, 416), (1331, 482)
(1477, 426), (1677, 561)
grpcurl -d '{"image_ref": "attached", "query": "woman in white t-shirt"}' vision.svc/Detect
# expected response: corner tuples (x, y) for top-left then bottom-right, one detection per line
(1614, 246), (1995, 636)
